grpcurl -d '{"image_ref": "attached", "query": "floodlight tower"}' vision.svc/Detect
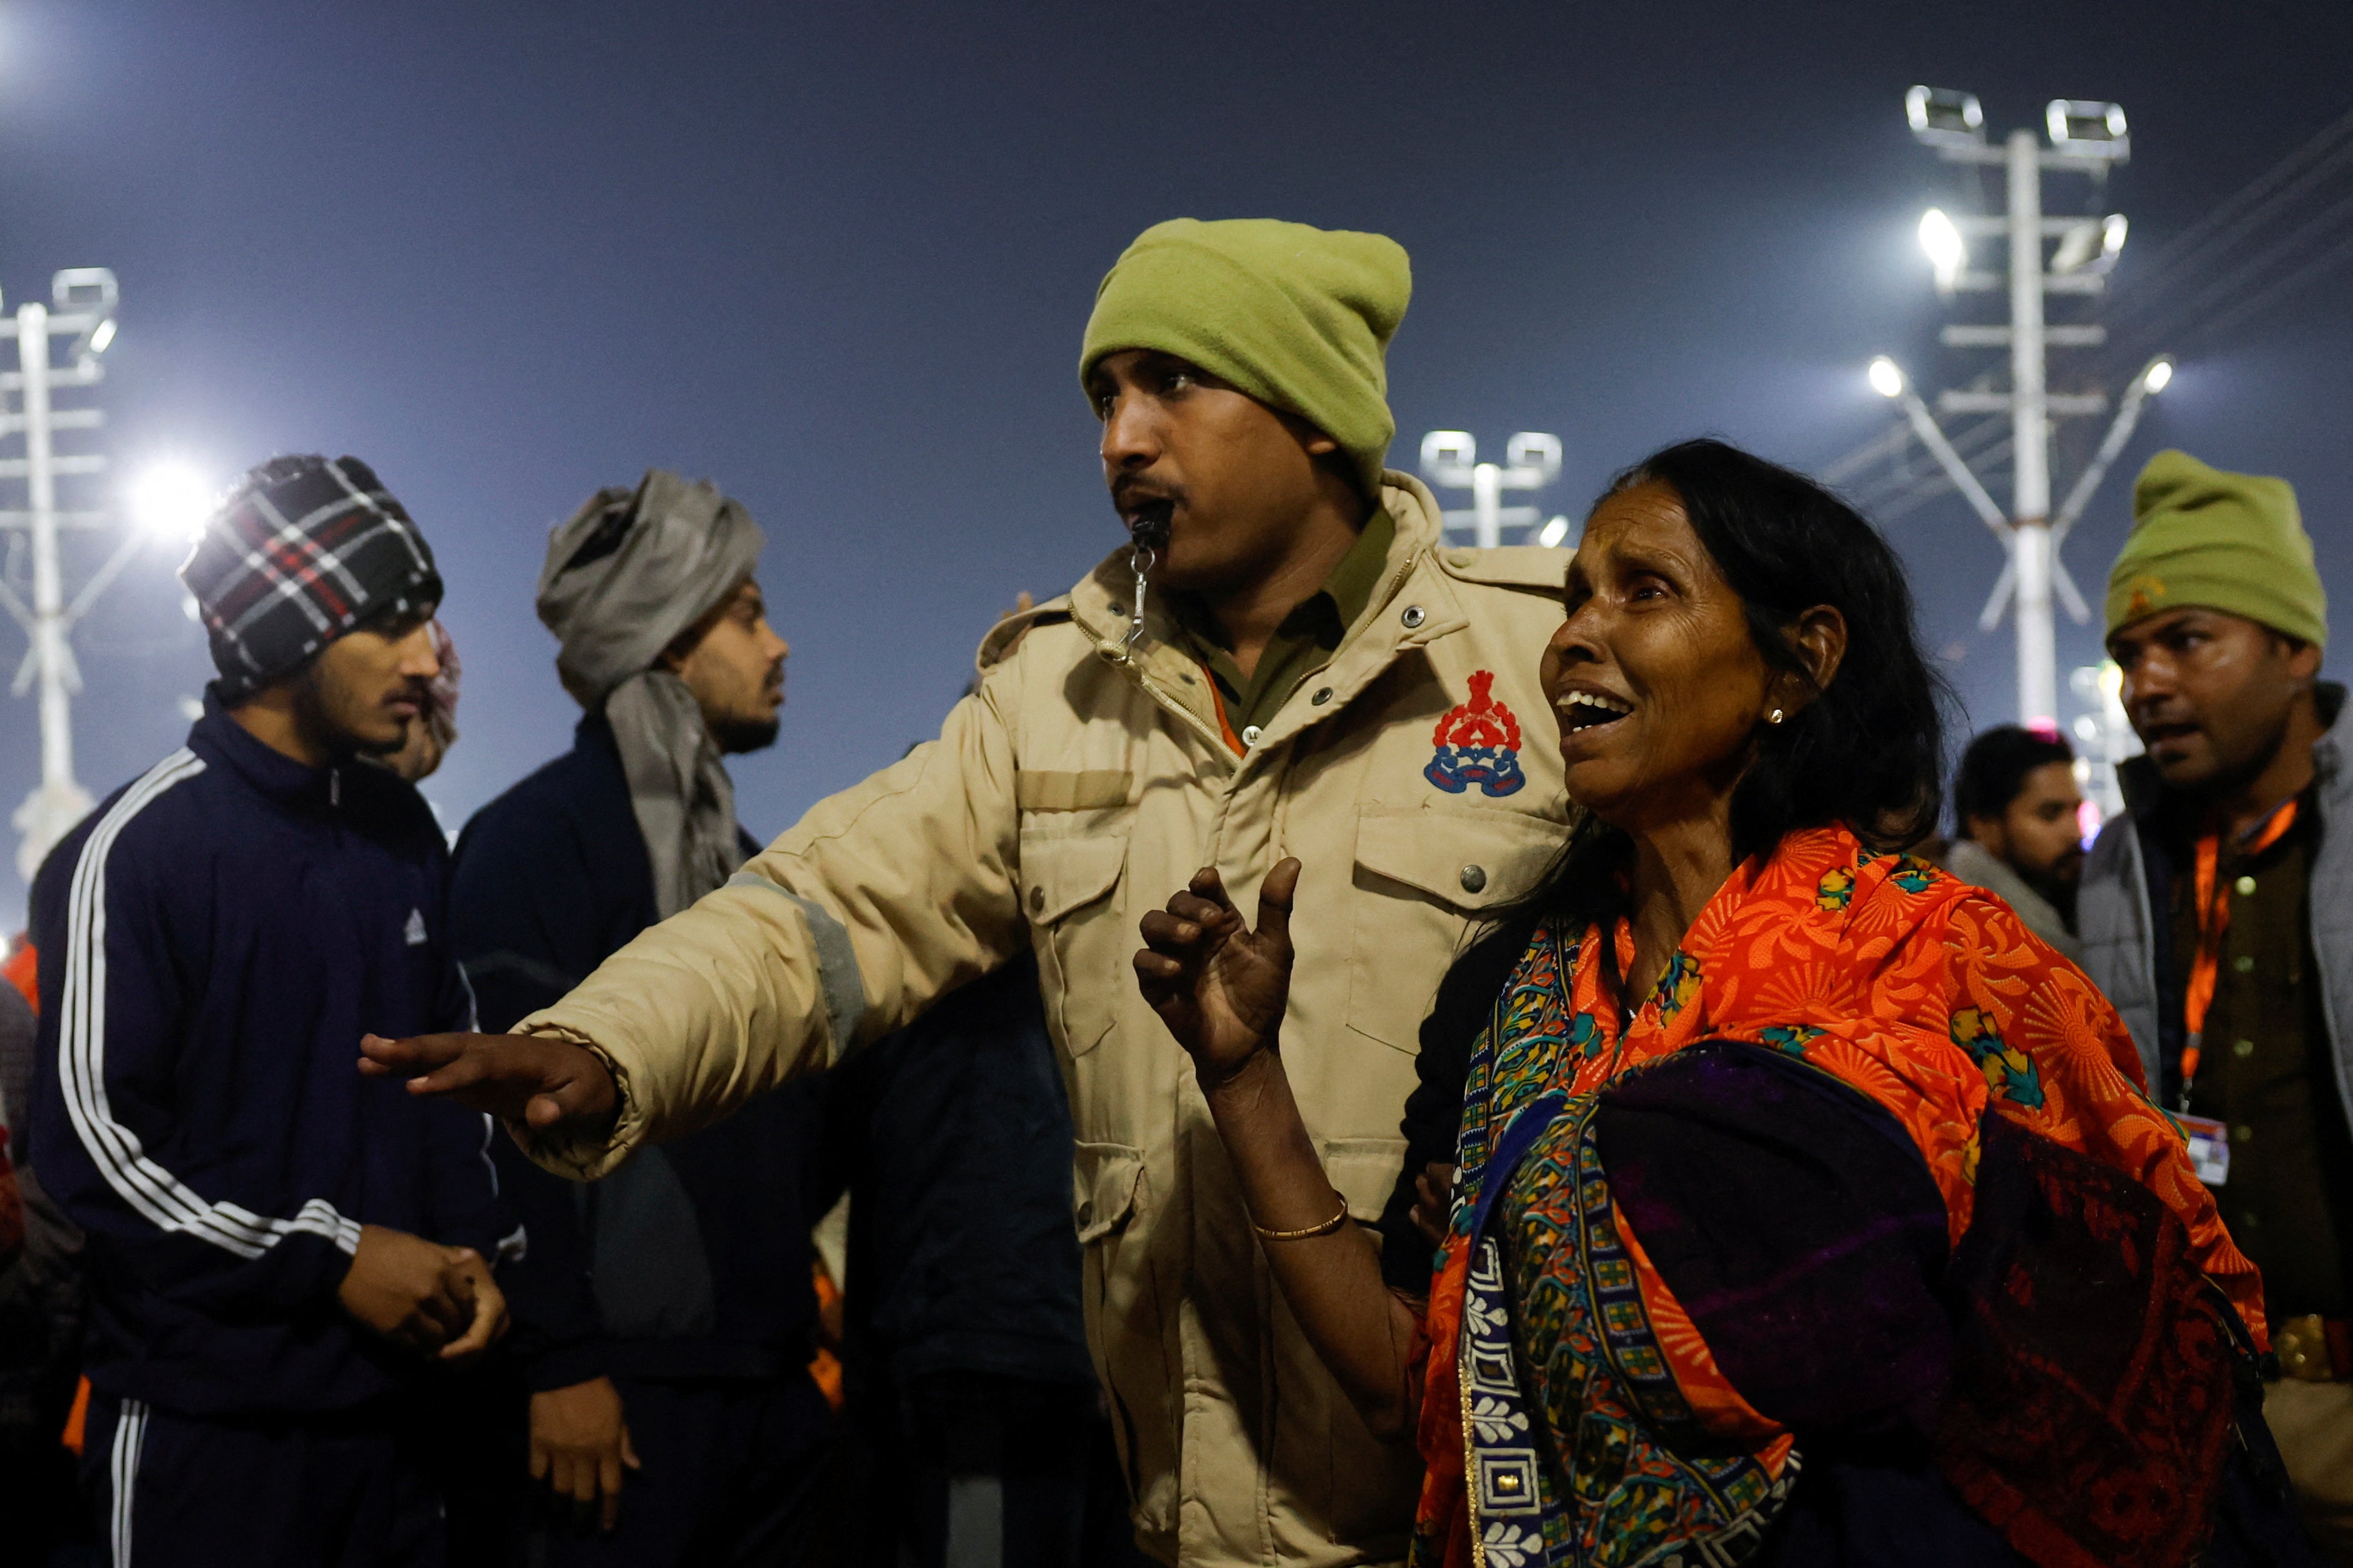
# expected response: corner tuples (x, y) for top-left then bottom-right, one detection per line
(1872, 88), (2162, 727)
(0, 269), (122, 883)
(1418, 431), (1570, 547)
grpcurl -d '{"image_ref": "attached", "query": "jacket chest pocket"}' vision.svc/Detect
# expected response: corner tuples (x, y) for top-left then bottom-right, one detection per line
(1020, 824), (1131, 1057)
(1345, 803), (1563, 1052)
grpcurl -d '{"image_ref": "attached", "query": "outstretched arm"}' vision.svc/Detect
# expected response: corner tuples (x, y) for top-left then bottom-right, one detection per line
(363, 670), (1030, 1177)
(1135, 861), (1424, 1439)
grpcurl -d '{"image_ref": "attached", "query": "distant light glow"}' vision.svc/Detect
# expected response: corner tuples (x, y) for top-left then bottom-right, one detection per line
(2101, 214), (2128, 262)
(1918, 208), (1967, 284)
(2098, 660), (2123, 699)
(2072, 716), (2100, 744)
(1537, 515), (1570, 548)
(1868, 356), (1905, 399)
(2078, 798), (2104, 845)
(2141, 357), (2174, 394)
(129, 463), (215, 544)
(88, 317), (116, 354)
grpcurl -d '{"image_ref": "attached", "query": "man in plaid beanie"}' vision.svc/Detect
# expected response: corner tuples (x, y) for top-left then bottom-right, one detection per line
(180, 453), (444, 709)
(26, 453), (518, 1565)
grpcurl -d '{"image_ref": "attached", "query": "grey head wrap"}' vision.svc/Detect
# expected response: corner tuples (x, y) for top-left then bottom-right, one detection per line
(537, 470), (766, 919)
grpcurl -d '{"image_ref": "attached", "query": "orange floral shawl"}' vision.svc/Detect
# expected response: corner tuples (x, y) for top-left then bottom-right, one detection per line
(1411, 824), (2262, 1566)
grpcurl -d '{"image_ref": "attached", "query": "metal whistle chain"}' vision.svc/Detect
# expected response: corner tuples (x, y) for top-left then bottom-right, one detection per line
(1124, 516), (1169, 651)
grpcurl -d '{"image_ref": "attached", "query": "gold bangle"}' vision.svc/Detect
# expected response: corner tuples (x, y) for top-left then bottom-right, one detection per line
(1253, 1199), (1351, 1242)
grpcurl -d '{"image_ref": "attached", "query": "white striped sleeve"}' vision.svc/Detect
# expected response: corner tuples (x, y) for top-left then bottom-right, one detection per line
(58, 750), (365, 1261)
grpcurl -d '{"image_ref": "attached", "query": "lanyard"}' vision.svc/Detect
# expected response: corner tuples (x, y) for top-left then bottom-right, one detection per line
(2178, 797), (2299, 1109)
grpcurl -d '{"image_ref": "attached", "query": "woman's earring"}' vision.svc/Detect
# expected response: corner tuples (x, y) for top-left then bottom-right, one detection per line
(1767, 707), (1786, 725)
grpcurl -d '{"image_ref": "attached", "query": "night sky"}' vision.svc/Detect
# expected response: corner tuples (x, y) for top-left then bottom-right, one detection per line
(3, 0), (2349, 927)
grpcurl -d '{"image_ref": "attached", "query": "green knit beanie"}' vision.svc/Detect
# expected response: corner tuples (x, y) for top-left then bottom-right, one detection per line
(1079, 217), (1411, 497)
(2106, 449), (2327, 647)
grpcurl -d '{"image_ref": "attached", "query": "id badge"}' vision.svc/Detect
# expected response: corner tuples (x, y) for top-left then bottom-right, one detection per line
(2179, 1114), (2231, 1187)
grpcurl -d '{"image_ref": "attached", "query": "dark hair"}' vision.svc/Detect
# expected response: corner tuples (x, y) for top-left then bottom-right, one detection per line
(1953, 725), (2075, 835)
(1518, 438), (1950, 936)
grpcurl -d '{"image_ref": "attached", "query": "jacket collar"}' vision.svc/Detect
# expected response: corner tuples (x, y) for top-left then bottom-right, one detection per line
(1062, 471), (1449, 756)
(188, 689), (348, 810)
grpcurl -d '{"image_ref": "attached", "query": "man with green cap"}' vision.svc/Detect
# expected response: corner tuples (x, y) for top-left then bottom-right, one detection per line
(363, 217), (1574, 1564)
(2080, 448), (2353, 1557)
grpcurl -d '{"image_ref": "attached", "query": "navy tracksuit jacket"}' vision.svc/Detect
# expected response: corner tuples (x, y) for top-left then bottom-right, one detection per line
(26, 699), (516, 1564)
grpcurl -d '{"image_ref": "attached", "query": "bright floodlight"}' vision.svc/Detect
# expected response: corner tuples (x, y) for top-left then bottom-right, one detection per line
(2047, 100), (2129, 160)
(88, 317), (116, 354)
(1905, 86), (1984, 148)
(1537, 515), (1570, 548)
(2141, 357), (2174, 394)
(129, 462), (215, 543)
(1918, 208), (1967, 285)
(2101, 213), (2128, 262)
(1868, 357), (1905, 399)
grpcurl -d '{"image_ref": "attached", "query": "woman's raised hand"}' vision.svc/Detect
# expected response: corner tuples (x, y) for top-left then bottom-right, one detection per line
(1135, 859), (1300, 1087)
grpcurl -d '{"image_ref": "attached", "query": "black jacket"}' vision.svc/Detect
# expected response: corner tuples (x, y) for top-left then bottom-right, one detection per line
(450, 714), (823, 1389)
(819, 953), (1092, 1388)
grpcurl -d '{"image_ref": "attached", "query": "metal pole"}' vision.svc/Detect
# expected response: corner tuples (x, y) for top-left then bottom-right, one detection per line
(2006, 129), (2057, 725)
(24, 302), (68, 796)
(13, 300), (93, 883)
(1471, 461), (1501, 548)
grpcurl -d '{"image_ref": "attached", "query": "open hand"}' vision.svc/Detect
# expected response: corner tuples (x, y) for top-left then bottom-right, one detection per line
(359, 1032), (618, 1137)
(1134, 859), (1299, 1087)
(531, 1375), (640, 1534)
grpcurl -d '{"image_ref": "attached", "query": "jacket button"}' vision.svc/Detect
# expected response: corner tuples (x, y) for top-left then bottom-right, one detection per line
(2235, 874), (2257, 896)
(1446, 549), (1477, 569)
(1400, 605), (1426, 630)
(1029, 885), (1045, 915)
(1311, 687), (1333, 705)
(2233, 954), (2255, 975)
(1240, 724), (1263, 747)
(1460, 864), (1487, 893)
(2234, 1038), (2255, 1059)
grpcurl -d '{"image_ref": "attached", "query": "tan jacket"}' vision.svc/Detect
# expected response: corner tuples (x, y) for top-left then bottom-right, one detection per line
(517, 474), (1572, 1565)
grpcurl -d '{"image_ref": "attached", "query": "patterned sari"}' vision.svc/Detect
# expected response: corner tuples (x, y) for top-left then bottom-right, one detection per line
(1408, 826), (2265, 1568)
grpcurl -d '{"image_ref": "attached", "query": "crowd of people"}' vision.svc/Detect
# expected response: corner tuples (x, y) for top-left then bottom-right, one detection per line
(0, 213), (2342, 1568)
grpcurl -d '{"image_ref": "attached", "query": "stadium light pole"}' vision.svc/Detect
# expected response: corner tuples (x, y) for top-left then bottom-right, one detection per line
(0, 269), (123, 883)
(1418, 430), (1569, 547)
(1892, 88), (2141, 727)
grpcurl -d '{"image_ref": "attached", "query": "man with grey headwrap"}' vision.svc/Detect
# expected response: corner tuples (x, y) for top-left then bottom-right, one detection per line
(536, 469), (781, 917)
(448, 471), (830, 1562)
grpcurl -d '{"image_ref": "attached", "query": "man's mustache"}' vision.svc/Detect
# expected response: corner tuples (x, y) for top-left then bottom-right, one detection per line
(1111, 475), (1182, 513)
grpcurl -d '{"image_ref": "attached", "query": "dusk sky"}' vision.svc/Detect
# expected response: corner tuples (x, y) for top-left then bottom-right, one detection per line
(2, 0), (2349, 926)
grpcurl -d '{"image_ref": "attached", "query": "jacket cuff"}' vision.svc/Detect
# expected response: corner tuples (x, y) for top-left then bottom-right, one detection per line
(294, 1227), (365, 1313)
(525, 1340), (614, 1393)
(505, 1025), (641, 1181)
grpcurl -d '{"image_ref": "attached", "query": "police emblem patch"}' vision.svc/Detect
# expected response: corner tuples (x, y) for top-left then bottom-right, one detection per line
(1426, 670), (1526, 797)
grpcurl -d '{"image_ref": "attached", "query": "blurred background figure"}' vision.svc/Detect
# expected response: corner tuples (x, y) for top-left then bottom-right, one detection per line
(814, 661), (1147, 1568)
(0, 969), (88, 1568)
(1942, 724), (2086, 961)
(449, 470), (831, 1566)
(2082, 449), (2352, 1561)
